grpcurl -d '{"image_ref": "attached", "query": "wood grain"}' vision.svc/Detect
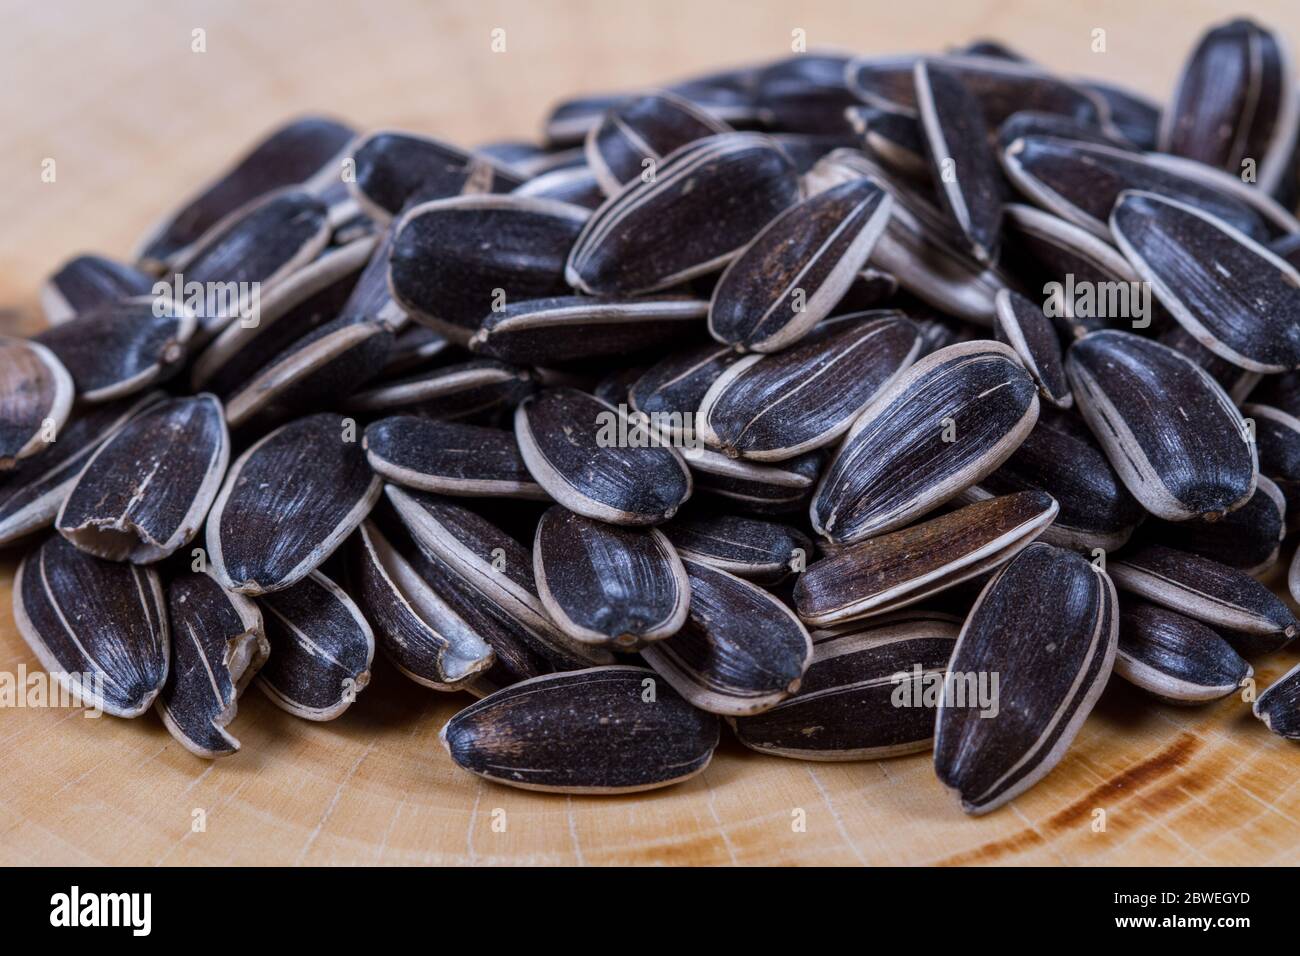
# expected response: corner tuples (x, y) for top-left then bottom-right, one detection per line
(3, 0), (1300, 866)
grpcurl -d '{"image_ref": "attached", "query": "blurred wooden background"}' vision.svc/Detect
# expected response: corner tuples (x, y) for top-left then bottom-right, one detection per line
(2, 0), (1300, 865)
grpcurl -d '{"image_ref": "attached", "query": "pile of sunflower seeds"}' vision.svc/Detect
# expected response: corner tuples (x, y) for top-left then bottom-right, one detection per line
(6, 16), (1300, 815)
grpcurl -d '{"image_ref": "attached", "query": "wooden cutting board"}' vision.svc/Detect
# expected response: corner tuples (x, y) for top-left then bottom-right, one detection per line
(3, 0), (1300, 866)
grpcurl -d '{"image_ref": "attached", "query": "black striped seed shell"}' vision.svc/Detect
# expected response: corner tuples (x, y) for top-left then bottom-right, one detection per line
(0, 393), (163, 547)
(41, 253), (155, 325)
(706, 178), (892, 352)
(0, 337), (73, 470)
(629, 343), (745, 443)
(730, 616), (960, 760)
(206, 413), (382, 595)
(1109, 544), (1297, 655)
(512, 166), (606, 209)
(565, 133), (802, 296)
(389, 195), (587, 343)
(934, 543), (1118, 815)
(640, 559), (812, 716)
(811, 340), (1039, 545)
(1253, 660), (1300, 740)
(384, 486), (612, 667)
(844, 103), (928, 181)
(157, 570), (268, 757)
(1115, 600), (1252, 704)
(1066, 331), (1257, 521)
(663, 513), (811, 585)
(35, 297), (196, 403)
(14, 535), (169, 718)
(135, 116), (353, 269)
(1248, 402), (1300, 531)
(469, 295), (707, 365)
(514, 387), (692, 525)
(1159, 324), (1261, 405)
(364, 416), (546, 499)
(440, 666), (720, 794)
(585, 91), (732, 195)
(348, 359), (533, 418)
(1146, 476), (1285, 572)
(795, 491), (1056, 626)
(56, 395), (229, 563)
(997, 110), (1135, 153)
(993, 289), (1071, 408)
(1085, 80), (1161, 151)
(914, 60), (1002, 263)
(354, 520), (495, 689)
(755, 54), (858, 135)
(690, 447), (822, 514)
(1000, 136), (1271, 243)
(255, 570), (374, 720)
(1111, 191), (1300, 373)
(533, 506), (690, 649)
(699, 313), (921, 461)
(1160, 18), (1298, 196)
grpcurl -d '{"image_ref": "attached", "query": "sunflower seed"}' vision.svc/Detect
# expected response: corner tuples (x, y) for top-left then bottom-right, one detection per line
(346, 130), (522, 220)
(348, 359), (533, 418)
(255, 569), (373, 720)
(135, 116), (354, 271)
(533, 505), (689, 649)
(1158, 325), (1261, 405)
(1161, 18), (1298, 196)
(629, 342), (745, 442)
(1109, 543), (1297, 655)
(1141, 152), (1300, 235)
(363, 416), (545, 499)
(469, 295), (707, 364)
(1245, 402), (1300, 531)
(1114, 599), (1252, 704)
(585, 92), (731, 195)
(56, 395), (229, 563)
(844, 103), (929, 181)
(565, 133), (802, 296)
(699, 313), (921, 460)
(730, 615), (960, 760)
(389, 195), (586, 343)
(691, 447), (822, 514)
(190, 235), (376, 393)
(641, 559), (812, 715)
(964, 406), (1145, 552)
(796, 491), (1056, 627)
(668, 66), (762, 126)
(997, 110), (1135, 152)
(756, 54), (858, 134)
(993, 289), (1071, 408)
(14, 534), (168, 718)
(34, 296), (196, 402)
(382, 323), (452, 377)
(812, 341), (1039, 545)
(157, 569), (268, 757)
(1253, 659), (1300, 740)
(354, 519), (494, 689)
(0, 393), (163, 547)
(41, 254), (155, 325)
(222, 314), (394, 430)
(1066, 330), (1257, 521)
(1146, 476), (1285, 572)
(1000, 135), (1271, 243)
(1111, 191), (1300, 373)
(1084, 81), (1160, 150)
(707, 179), (891, 352)
(0, 337), (73, 471)
(512, 165), (606, 209)
(934, 542), (1118, 815)
(914, 60), (1002, 263)
(385, 485), (612, 665)
(545, 94), (627, 147)
(515, 387), (691, 525)
(662, 512), (811, 584)
(207, 413), (381, 595)
(441, 665), (720, 793)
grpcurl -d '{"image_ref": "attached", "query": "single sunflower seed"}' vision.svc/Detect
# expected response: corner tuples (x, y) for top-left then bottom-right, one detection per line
(533, 505), (690, 650)
(514, 387), (692, 525)
(0, 337), (73, 470)
(811, 340), (1039, 545)
(1253, 659), (1300, 740)
(1066, 330), (1257, 521)
(255, 569), (374, 720)
(1145, 476), (1285, 572)
(156, 569), (268, 757)
(629, 342), (745, 444)
(934, 542), (1118, 815)
(691, 447), (822, 514)
(585, 91), (732, 195)
(348, 359), (533, 418)
(364, 416), (546, 499)
(1114, 599), (1252, 704)
(56, 395), (229, 563)
(662, 512), (811, 584)
(993, 289), (1071, 408)
(14, 534), (168, 718)
(207, 413), (382, 595)
(441, 665), (720, 793)
(41, 253), (155, 325)
(730, 615), (960, 760)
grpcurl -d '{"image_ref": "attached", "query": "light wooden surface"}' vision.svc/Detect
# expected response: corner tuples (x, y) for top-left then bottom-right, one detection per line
(3, 0), (1300, 866)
